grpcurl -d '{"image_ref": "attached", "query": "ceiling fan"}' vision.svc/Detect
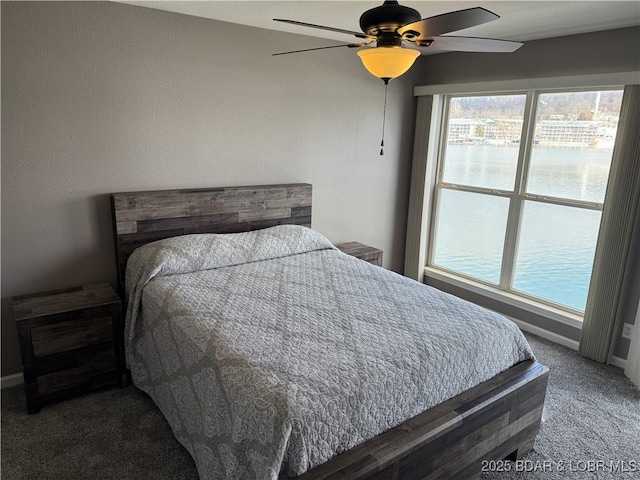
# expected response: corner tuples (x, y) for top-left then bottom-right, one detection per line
(273, 1), (523, 83)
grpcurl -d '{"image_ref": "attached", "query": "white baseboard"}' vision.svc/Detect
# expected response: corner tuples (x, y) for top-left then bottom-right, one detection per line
(510, 317), (628, 369)
(610, 355), (628, 369)
(509, 316), (580, 351)
(1, 373), (23, 389)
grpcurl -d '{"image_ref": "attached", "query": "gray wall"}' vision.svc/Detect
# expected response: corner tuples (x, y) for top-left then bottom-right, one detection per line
(2, 2), (637, 377)
(614, 198), (640, 358)
(413, 26), (639, 84)
(415, 26), (640, 361)
(1, 1), (418, 376)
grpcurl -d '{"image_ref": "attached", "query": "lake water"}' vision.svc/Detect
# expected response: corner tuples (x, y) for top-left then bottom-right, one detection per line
(432, 145), (613, 312)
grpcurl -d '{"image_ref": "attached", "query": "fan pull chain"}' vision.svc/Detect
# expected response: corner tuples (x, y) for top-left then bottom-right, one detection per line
(380, 80), (389, 156)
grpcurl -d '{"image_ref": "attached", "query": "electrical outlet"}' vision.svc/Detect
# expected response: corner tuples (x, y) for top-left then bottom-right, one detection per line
(622, 323), (634, 340)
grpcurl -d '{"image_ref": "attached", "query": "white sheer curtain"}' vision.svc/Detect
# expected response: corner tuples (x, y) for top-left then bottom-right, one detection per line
(625, 300), (640, 387)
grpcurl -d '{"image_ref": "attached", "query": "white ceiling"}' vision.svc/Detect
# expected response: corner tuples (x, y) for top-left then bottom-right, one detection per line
(119, 1), (640, 51)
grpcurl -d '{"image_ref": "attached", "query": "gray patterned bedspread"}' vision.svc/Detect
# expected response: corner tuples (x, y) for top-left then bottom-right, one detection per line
(125, 225), (534, 480)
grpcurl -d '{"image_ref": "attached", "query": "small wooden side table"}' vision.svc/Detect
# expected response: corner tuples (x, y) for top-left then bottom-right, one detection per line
(12, 283), (126, 413)
(335, 241), (383, 267)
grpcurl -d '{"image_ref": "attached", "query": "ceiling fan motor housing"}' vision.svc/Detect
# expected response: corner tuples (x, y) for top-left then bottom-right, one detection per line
(360, 0), (421, 37)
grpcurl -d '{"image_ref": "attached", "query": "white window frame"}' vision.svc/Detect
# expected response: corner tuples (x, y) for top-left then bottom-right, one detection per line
(406, 72), (640, 329)
(431, 87), (617, 314)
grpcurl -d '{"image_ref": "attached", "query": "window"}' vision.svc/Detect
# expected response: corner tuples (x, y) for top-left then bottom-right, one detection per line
(429, 89), (624, 314)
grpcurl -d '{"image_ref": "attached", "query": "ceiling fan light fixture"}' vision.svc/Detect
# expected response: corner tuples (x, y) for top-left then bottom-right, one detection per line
(357, 47), (420, 82)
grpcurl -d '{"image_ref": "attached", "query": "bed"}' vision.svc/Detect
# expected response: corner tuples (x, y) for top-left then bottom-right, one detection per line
(110, 183), (549, 480)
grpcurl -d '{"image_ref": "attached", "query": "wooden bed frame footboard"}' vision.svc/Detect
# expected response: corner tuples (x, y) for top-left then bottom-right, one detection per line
(299, 360), (549, 480)
(110, 184), (550, 480)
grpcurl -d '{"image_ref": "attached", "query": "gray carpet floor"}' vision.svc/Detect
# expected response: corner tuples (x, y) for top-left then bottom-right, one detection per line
(2, 333), (639, 479)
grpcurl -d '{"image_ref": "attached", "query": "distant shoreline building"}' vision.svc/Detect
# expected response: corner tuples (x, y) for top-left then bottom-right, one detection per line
(447, 118), (617, 147)
(536, 120), (599, 146)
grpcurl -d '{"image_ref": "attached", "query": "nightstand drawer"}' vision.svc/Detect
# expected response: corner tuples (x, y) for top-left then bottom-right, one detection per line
(37, 346), (116, 395)
(32, 315), (114, 357)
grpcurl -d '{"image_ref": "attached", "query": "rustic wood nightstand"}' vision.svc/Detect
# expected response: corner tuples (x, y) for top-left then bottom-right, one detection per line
(12, 283), (126, 414)
(335, 241), (383, 267)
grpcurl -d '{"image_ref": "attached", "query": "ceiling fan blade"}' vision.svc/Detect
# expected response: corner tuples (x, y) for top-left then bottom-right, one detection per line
(273, 19), (373, 40)
(419, 35), (523, 53)
(398, 7), (499, 39)
(273, 43), (368, 56)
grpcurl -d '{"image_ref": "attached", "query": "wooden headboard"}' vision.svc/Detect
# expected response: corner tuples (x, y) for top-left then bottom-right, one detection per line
(110, 183), (312, 294)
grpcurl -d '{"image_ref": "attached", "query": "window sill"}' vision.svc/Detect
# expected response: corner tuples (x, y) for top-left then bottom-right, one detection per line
(424, 266), (583, 329)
